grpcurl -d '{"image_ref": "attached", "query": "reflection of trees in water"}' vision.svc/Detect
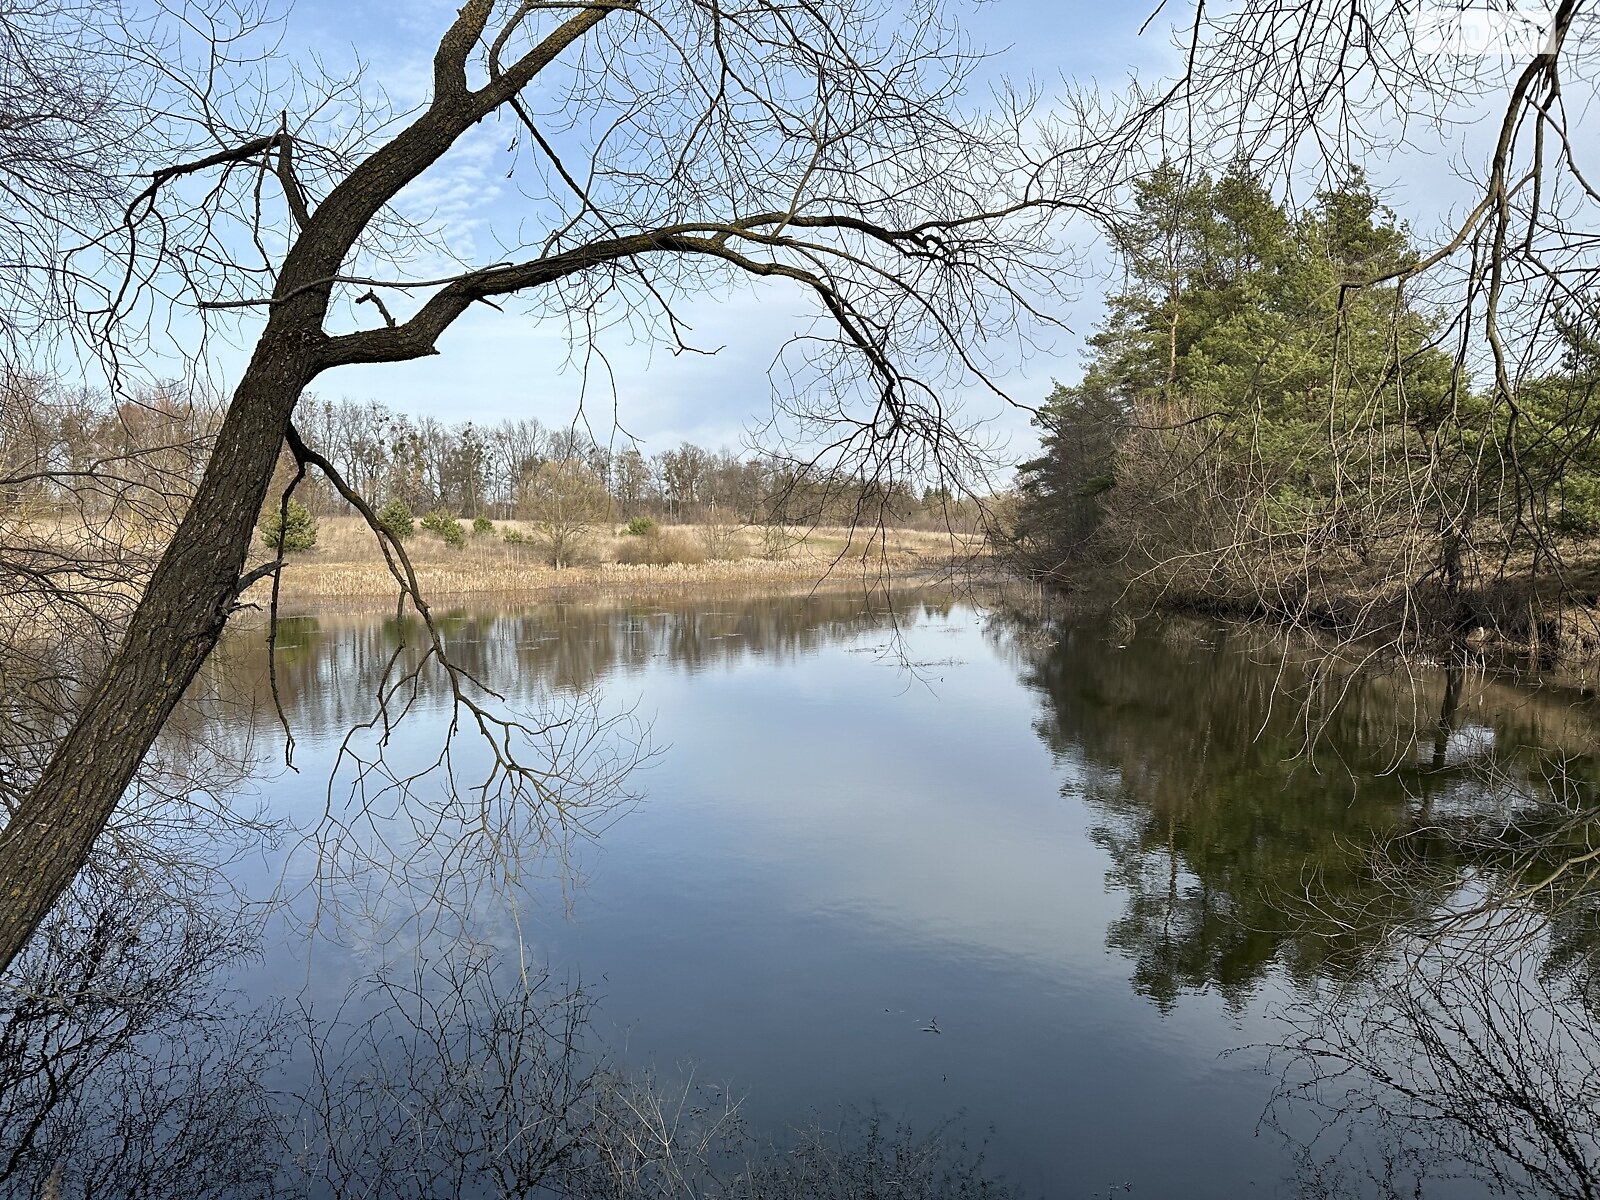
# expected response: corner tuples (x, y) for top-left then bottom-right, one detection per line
(215, 592), (957, 737)
(0, 868), (278, 1200)
(2, 628), (281, 1199)
(3, 899), (1021, 1200)
(1001, 612), (1600, 1010)
(1001, 609), (1600, 1197)
(218, 592), (955, 954)
(1266, 936), (1600, 1200)
(279, 955), (1015, 1200)
(4, 589), (1006, 1199)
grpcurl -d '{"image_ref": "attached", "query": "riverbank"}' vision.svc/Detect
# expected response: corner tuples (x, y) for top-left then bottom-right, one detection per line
(1026, 561), (1600, 685)
(245, 517), (989, 611)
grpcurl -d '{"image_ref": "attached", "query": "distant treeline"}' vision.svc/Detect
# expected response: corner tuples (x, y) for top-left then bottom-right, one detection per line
(288, 395), (963, 526)
(0, 381), (982, 530)
(0, 376), (214, 528)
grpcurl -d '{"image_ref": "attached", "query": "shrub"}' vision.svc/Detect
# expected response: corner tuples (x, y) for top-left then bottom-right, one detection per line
(377, 497), (415, 540)
(472, 515), (495, 537)
(258, 499), (318, 552)
(502, 529), (525, 545)
(421, 510), (466, 548)
(761, 523), (795, 561)
(623, 516), (657, 537)
(615, 527), (706, 566)
(698, 507), (744, 560)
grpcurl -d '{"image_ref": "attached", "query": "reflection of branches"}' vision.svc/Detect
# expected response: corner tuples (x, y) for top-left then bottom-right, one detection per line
(1263, 940), (1600, 1200)
(729, 1111), (1025, 1200)
(1294, 747), (1600, 973)
(3, 872), (1025, 1199)
(271, 592), (966, 947)
(0, 864), (279, 1200)
(286, 952), (1021, 1200)
(286, 953), (604, 1199)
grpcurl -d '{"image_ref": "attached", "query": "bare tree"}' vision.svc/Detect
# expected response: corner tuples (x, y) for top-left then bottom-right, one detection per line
(519, 457), (614, 568)
(0, 0), (155, 363)
(0, 0), (1099, 970)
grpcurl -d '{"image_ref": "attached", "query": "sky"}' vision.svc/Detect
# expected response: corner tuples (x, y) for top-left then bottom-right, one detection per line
(187, 0), (1169, 465)
(180, 0), (1551, 469)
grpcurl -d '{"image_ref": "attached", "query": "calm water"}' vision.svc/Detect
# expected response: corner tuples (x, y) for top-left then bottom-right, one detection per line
(22, 589), (1600, 1197)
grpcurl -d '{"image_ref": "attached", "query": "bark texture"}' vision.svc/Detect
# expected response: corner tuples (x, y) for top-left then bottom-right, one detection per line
(0, 332), (316, 970)
(0, 0), (625, 974)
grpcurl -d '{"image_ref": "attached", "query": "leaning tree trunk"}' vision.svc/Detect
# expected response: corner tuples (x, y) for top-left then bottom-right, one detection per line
(0, 331), (315, 974)
(0, 4), (594, 974)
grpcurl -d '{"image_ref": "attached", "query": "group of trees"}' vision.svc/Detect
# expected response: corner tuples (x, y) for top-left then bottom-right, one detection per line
(3, 0), (1600, 1190)
(1011, 162), (1600, 647)
(3, 379), (975, 548)
(0, 376), (216, 521)
(288, 394), (958, 527)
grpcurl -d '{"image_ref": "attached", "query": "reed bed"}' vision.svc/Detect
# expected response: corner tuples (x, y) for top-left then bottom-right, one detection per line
(246, 518), (981, 608)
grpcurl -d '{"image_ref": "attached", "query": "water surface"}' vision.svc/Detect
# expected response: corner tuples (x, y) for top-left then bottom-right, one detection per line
(24, 588), (1600, 1197)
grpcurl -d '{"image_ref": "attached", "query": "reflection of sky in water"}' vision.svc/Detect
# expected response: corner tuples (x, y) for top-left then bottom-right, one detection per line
(221, 594), (1583, 1197)
(1415, 723), (1497, 767)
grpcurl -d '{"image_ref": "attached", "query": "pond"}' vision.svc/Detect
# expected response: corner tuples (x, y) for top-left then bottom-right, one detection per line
(9, 587), (1600, 1198)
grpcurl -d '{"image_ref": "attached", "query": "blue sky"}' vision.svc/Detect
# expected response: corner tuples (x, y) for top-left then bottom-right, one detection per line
(230, 1), (1520, 467)
(219, 0), (1175, 464)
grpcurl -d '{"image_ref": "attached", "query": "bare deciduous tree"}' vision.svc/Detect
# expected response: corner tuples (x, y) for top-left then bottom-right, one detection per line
(0, 0), (1099, 970)
(0, 0), (155, 362)
(518, 457), (613, 568)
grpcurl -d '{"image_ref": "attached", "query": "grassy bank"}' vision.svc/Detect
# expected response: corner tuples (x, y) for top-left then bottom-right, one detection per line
(247, 517), (984, 609)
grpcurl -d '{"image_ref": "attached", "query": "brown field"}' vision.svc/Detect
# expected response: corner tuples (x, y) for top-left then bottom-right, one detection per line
(245, 517), (987, 610)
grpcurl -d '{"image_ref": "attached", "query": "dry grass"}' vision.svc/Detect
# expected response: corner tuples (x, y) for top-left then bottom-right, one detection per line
(246, 517), (982, 607)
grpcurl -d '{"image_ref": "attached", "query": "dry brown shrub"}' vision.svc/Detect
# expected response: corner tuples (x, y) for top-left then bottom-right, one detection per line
(615, 528), (707, 566)
(697, 507), (746, 560)
(761, 523), (796, 561)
